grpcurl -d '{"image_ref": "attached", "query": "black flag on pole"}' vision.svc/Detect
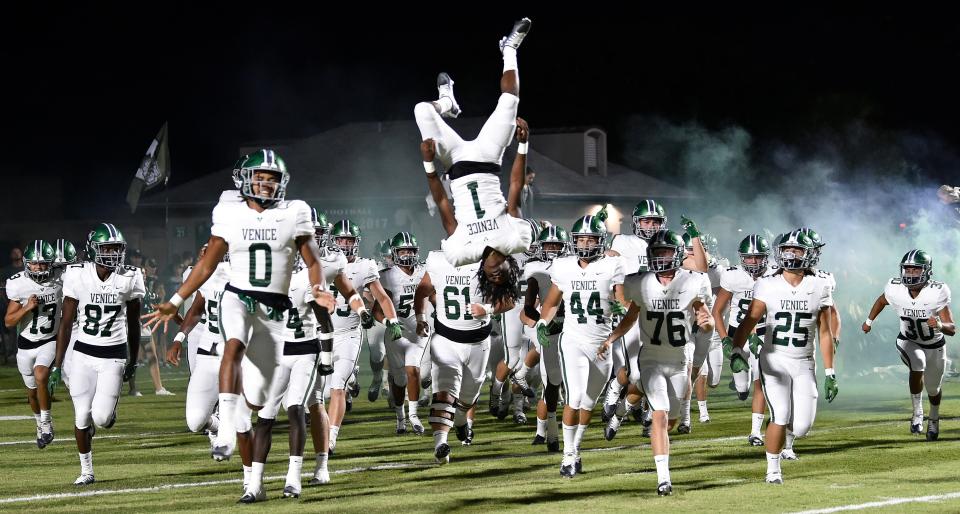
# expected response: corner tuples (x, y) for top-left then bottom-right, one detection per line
(126, 122), (170, 213)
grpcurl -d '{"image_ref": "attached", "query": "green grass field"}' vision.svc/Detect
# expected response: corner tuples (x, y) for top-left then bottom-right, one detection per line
(0, 363), (958, 513)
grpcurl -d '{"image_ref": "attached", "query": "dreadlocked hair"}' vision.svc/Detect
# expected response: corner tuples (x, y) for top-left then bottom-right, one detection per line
(477, 249), (521, 309)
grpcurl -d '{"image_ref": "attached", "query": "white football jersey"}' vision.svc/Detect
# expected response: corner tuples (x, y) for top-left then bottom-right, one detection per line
(182, 266), (198, 321)
(379, 264), (427, 333)
(331, 257), (378, 333)
(610, 233), (649, 275)
(62, 262), (145, 346)
(283, 267), (320, 343)
(883, 279), (951, 346)
(5, 272), (63, 342)
(720, 266), (768, 329)
(450, 173), (506, 224)
(425, 251), (488, 333)
(196, 262), (231, 352)
(814, 268), (837, 293)
(550, 255), (625, 344)
(753, 272), (834, 359)
(320, 250), (348, 287)
(210, 196), (313, 295)
(707, 264), (724, 291)
(624, 269), (710, 362)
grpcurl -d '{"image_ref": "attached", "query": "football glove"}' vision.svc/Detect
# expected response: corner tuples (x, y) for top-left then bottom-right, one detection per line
(123, 361), (138, 381)
(680, 215), (702, 239)
(748, 333), (763, 358)
(721, 336), (734, 359)
(359, 309), (375, 329)
(386, 319), (403, 341)
(610, 300), (627, 317)
(535, 320), (551, 347)
(825, 373), (839, 403)
(47, 366), (61, 395)
(729, 351), (749, 373)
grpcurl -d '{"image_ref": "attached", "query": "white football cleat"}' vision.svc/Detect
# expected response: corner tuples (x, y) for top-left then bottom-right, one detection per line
(765, 472), (783, 484)
(436, 73), (461, 119)
(211, 434), (236, 462)
(926, 418), (940, 441)
(155, 388), (175, 396)
(747, 434), (764, 446)
(395, 417), (407, 435)
(74, 473), (95, 486)
(434, 443), (451, 465)
(780, 449), (799, 460)
(499, 17), (532, 53)
(409, 413), (425, 435)
(699, 414), (711, 423)
(238, 487), (267, 504)
(911, 414), (923, 435)
(309, 468), (331, 486)
(604, 414), (622, 441)
(657, 481), (673, 496)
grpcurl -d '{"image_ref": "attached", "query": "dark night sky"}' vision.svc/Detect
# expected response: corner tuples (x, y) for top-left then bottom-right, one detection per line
(6, 7), (960, 210)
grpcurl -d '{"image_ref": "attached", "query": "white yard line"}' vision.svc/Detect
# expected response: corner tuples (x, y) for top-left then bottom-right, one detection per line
(0, 463), (425, 504)
(791, 491), (960, 513)
(0, 416), (36, 421)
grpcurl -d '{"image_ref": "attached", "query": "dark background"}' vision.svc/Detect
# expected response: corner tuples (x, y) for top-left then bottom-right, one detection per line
(5, 8), (959, 212)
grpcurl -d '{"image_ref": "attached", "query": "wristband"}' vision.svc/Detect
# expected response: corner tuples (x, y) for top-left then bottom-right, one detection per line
(416, 313), (426, 322)
(387, 318), (399, 325)
(173, 332), (186, 343)
(423, 161), (436, 174)
(348, 293), (362, 305)
(480, 304), (494, 316)
(517, 142), (529, 155)
(864, 318), (873, 327)
(825, 368), (836, 377)
(170, 293), (184, 308)
(936, 318), (944, 330)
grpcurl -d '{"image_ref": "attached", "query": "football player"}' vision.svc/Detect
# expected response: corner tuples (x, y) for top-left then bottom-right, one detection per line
(416, 18), (535, 282)
(862, 249), (954, 440)
(600, 229), (713, 496)
(144, 150), (336, 503)
(49, 224), (144, 485)
(376, 231), (429, 434)
(5, 240), (61, 448)
(327, 220), (397, 445)
(534, 213), (626, 478)
(731, 230), (837, 485)
(714, 234), (771, 446)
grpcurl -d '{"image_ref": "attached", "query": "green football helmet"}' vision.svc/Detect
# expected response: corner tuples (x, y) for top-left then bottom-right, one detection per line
(86, 223), (127, 270)
(524, 218), (543, 258)
(378, 239), (393, 264)
(53, 238), (79, 268)
(311, 208), (332, 249)
(900, 249), (933, 287)
(632, 199), (667, 241)
(646, 229), (685, 273)
(738, 234), (770, 278)
(330, 219), (361, 257)
(797, 227), (824, 266)
(537, 225), (570, 261)
(390, 231), (420, 267)
(570, 214), (607, 261)
(23, 240), (55, 283)
(231, 154), (248, 189)
(775, 230), (815, 270)
(237, 149), (289, 204)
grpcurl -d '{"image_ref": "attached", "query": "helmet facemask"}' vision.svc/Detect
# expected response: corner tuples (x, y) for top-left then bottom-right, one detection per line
(335, 236), (359, 258)
(392, 246), (419, 267)
(240, 169), (289, 205)
(740, 253), (769, 278)
(539, 242), (567, 261)
(900, 264), (931, 287)
(776, 245), (812, 270)
(91, 241), (126, 270)
(573, 235), (604, 261)
(25, 257), (53, 283)
(648, 244), (683, 273)
(633, 216), (665, 241)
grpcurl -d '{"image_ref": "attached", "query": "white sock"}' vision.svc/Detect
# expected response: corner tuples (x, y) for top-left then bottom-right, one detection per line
(751, 413), (764, 436)
(574, 424), (588, 452)
(654, 454), (670, 484)
(546, 412), (558, 440)
(516, 364), (531, 380)
(206, 413), (219, 432)
(287, 456), (303, 488)
(784, 431), (796, 450)
(433, 430), (448, 449)
(407, 400), (419, 418)
(562, 423), (576, 454)
(912, 393), (923, 417)
(624, 400), (637, 415)
(492, 379), (504, 396)
(467, 418), (474, 430)
(34, 413), (42, 424)
(250, 462), (265, 492)
(930, 402), (940, 420)
(697, 401), (708, 416)
(395, 405), (405, 422)
(536, 417), (547, 438)
(329, 425), (340, 449)
(315, 452), (328, 472)
(217, 393), (240, 437)
(79, 452), (93, 476)
(502, 46), (518, 73)
(766, 452), (781, 475)
(681, 400), (691, 424)
(243, 465), (252, 487)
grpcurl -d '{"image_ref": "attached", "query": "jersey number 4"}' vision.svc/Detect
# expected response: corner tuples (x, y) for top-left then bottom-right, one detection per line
(569, 291), (603, 324)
